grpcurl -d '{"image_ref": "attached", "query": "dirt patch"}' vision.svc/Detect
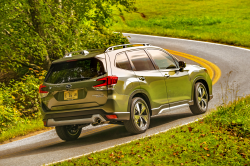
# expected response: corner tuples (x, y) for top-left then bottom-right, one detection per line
(0, 70), (19, 84)
(120, 15), (125, 21)
(140, 13), (146, 18)
(0, 127), (54, 145)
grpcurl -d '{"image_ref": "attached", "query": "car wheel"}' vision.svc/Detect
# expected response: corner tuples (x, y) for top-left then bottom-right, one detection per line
(124, 97), (150, 134)
(189, 82), (208, 115)
(55, 125), (82, 141)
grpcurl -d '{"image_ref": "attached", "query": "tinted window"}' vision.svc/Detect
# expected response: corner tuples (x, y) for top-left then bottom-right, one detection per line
(126, 50), (155, 71)
(147, 49), (177, 69)
(116, 52), (132, 70)
(45, 58), (105, 84)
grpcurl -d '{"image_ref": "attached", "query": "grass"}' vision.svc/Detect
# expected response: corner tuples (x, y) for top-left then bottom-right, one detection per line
(112, 0), (250, 48)
(52, 95), (250, 165)
(0, 117), (51, 144)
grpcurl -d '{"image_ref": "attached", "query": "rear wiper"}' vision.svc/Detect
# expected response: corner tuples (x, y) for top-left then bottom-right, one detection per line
(69, 77), (91, 82)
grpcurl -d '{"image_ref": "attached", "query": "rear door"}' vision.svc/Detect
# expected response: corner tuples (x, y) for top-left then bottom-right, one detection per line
(126, 49), (168, 113)
(43, 56), (108, 111)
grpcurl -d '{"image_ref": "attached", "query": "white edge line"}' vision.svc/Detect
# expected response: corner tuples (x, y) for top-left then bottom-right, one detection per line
(44, 116), (205, 166)
(122, 32), (250, 52)
(43, 33), (242, 165)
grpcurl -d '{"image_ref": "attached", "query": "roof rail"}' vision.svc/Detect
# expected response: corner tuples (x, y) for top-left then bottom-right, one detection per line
(105, 43), (151, 52)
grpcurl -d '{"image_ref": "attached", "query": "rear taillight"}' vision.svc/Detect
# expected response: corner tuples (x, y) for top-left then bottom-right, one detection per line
(39, 84), (48, 98)
(43, 120), (47, 126)
(93, 76), (118, 90)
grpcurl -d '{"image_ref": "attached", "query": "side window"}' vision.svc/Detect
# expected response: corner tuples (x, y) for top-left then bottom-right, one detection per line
(147, 49), (177, 69)
(115, 52), (132, 70)
(126, 50), (155, 71)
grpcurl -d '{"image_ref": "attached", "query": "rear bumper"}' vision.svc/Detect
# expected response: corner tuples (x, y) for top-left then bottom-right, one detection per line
(42, 109), (130, 127)
(46, 114), (106, 127)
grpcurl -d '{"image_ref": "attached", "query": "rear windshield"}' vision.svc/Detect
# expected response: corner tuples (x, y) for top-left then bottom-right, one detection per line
(45, 58), (106, 84)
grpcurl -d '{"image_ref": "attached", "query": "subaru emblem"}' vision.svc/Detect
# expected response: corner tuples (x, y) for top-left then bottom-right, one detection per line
(66, 84), (72, 89)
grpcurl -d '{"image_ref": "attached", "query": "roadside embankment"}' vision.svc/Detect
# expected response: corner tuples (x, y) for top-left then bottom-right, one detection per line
(52, 95), (250, 165)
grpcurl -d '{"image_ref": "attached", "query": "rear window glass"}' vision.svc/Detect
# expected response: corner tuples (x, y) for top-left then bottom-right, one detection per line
(45, 58), (105, 84)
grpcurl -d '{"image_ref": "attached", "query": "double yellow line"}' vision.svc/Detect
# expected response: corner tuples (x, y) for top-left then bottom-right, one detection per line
(165, 49), (221, 85)
(0, 50), (221, 160)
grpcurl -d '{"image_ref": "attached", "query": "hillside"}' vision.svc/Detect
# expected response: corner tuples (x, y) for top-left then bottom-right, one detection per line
(112, 0), (250, 48)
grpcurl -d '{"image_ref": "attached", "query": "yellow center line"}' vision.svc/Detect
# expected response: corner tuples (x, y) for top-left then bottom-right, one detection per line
(0, 125), (118, 159)
(1, 50), (221, 160)
(165, 49), (221, 85)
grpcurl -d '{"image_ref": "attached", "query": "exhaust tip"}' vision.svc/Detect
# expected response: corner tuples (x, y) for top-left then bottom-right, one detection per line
(92, 118), (102, 126)
(96, 118), (102, 124)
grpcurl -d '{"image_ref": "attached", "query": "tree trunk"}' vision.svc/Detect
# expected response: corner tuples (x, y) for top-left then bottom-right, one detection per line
(28, 0), (51, 70)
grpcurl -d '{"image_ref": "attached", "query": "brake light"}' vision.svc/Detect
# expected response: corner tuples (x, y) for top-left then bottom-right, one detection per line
(39, 84), (48, 93)
(39, 84), (48, 98)
(93, 76), (118, 90)
(43, 120), (47, 126)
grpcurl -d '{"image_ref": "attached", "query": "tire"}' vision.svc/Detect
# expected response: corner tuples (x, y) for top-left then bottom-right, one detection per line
(189, 82), (209, 115)
(55, 125), (82, 141)
(124, 97), (150, 134)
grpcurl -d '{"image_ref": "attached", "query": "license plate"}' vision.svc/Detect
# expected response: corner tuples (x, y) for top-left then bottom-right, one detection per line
(64, 90), (78, 100)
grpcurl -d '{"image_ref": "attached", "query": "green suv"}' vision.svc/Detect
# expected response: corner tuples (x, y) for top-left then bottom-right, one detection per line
(39, 43), (213, 141)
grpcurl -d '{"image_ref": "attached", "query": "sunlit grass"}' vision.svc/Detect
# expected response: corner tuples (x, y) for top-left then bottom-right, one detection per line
(0, 118), (48, 143)
(112, 0), (250, 48)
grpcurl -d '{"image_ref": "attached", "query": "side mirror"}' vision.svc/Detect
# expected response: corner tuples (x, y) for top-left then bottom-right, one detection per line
(179, 61), (186, 71)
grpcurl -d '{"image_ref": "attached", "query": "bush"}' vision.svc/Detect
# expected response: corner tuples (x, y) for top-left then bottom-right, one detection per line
(0, 70), (46, 133)
(0, 105), (20, 133)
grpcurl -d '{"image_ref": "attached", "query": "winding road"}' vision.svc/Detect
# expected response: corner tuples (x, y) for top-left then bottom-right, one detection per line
(0, 33), (249, 166)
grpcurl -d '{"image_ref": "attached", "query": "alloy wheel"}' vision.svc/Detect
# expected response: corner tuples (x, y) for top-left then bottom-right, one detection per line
(133, 101), (149, 130)
(197, 84), (208, 110)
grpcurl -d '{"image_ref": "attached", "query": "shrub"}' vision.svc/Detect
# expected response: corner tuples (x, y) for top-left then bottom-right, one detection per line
(0, 70), (45, 133)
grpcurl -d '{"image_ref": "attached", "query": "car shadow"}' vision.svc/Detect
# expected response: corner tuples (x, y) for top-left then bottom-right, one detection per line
(1, 110), (198, 160)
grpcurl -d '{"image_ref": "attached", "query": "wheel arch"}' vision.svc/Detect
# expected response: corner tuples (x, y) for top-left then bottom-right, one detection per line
(192, 77), (210, 101)
(128, 90), (152, 116)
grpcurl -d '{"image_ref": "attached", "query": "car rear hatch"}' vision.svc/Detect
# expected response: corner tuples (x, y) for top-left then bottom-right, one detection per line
(41, 56), (108, 111)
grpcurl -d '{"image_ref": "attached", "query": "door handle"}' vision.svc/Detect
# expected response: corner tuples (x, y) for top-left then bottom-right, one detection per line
(165, 74), (170, 78)
(139, 76), (145, 81)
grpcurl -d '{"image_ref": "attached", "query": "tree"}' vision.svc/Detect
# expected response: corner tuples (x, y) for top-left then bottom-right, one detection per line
(0, 0), (134, 73)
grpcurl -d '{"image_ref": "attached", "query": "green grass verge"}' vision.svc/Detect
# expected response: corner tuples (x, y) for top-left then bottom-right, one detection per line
(0, 117), (47, 143)
(112, 0), (250, 48)
(53, 96), (250, 165)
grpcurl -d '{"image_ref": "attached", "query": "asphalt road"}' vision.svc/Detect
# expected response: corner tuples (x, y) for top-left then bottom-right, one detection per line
(0, 33), (250, 166)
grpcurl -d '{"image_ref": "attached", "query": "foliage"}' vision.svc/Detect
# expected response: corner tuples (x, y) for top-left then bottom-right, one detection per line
(53, 96), (250, 166)
(0, 69), (45, 133)
(0, 0), (134, 75)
